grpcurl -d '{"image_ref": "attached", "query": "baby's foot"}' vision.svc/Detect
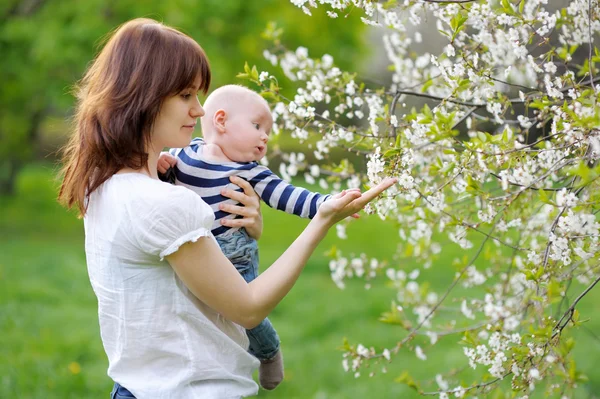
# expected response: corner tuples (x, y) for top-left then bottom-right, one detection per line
(259, 350), (284, 390)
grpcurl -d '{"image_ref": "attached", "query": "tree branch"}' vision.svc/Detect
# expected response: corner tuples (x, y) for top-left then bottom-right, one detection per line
(389, 199), (508, 355)
(421, 374), (507, 396)
(588, 0), (597, 97)
(390, 89), (486, 107)
(416, 321), (488, 337)
(420, 0), (478, 3)
(552, 275), (600, 339)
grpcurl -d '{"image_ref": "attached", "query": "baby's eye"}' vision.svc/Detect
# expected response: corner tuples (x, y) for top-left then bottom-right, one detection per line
(253, 123), (260, 130)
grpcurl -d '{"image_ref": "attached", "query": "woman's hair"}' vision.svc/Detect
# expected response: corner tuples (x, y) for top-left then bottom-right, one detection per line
(59, 18), (210, 215)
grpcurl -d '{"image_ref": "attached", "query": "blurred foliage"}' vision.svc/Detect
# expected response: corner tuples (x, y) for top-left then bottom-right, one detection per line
(0, 0), (366, 194)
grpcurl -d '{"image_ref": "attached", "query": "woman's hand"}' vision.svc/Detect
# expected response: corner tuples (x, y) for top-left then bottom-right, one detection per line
(314, 178), (397, 228)
(219, 176), (263, 240)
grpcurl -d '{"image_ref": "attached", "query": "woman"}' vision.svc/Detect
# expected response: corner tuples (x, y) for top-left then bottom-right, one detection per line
(59, 18), (395, 398)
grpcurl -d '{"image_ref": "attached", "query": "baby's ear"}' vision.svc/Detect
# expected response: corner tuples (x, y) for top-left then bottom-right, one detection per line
(213, 109), (227, 134)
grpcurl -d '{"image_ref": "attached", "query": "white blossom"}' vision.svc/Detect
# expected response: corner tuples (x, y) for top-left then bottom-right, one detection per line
(415, 345), (427, 361)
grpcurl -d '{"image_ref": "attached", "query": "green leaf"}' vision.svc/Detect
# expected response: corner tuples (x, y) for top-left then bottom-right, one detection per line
(379, 302), (411, 328)
(250, 65), (259, 81)
(501, 0), (515, 15)
(325, 245), (338, 258)
(260, 90), (277, 101)
(563, 337), (575, 354)
(501, 126), (512, 143)
(395, 133), (402, 148)
(395, 371), (421, 392)
(462, 331), (477, 346)
(384, 148), (401, 158)
(476, 131), (488, 143)
(538, 188), (551, 204)
(438, 29), (451, 38)
(338, 337), (352, 351)
(421, 79), (434, 93)
(450, 12), (468, 41)
(535, 267), (544, 280)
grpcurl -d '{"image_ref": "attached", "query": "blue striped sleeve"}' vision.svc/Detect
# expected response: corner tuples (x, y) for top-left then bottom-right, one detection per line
(293, 190), (309, 215)
(245, 165), (330, 219)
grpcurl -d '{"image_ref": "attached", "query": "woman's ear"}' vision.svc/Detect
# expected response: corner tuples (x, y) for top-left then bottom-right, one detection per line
(213, 109), (227, 134)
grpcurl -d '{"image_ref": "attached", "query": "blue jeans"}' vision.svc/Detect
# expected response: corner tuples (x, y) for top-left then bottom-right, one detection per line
(110, 383), (135, 399)
(216, 228), (281, 361)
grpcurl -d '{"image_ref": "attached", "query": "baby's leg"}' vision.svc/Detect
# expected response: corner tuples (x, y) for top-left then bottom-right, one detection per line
(216, 229), (284, 389)
(247, 318), (283, 390)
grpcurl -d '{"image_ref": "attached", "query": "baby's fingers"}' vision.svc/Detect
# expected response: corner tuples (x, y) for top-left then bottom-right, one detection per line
(157, 160), (170, 174)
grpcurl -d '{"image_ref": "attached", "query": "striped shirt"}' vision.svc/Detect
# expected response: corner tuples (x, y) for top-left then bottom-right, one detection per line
(171, 138), (330, 236)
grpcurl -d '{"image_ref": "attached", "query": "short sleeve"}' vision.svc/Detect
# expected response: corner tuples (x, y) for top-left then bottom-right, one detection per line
(129, 185), (216, 261)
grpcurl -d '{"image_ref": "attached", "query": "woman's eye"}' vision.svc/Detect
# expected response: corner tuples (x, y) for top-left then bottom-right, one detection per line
(181, 93), (191, 99)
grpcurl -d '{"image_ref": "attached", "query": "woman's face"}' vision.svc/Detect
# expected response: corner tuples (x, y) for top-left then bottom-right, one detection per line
(151, 77), (205, 151)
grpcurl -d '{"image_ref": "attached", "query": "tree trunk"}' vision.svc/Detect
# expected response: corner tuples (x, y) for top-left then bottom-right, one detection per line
(0, 159), (21, 196)
(0, 109), (44, 196)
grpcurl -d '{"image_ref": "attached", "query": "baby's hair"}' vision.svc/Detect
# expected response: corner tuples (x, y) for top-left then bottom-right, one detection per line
(203, 84), (269, 114)
(201, 85), (270, 139)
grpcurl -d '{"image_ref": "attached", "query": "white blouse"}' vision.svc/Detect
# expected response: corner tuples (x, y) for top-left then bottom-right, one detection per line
(84, 173), (259, 398)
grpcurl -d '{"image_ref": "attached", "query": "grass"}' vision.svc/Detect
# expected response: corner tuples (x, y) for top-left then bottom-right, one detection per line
(1, 163), (599, 398)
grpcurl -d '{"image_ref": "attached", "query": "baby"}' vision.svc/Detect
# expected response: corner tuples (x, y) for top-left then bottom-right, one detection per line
(158, 85), (331, 390)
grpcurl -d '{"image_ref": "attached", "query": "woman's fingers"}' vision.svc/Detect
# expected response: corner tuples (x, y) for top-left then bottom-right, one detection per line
(334, 190), (363, 209)
(221, 188), (250, 204)
(333, 178), (396, 218)
(219, 203), (254, 217)
(352, 178), (397, 208)
(220, 217), (251, 228)
(220, 175), (263, 239)
(228, 176), (257, 198)
(222, 176), (260, 206)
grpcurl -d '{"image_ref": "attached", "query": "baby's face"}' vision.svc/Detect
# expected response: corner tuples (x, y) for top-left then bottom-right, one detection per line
(222, 98), (273, 162)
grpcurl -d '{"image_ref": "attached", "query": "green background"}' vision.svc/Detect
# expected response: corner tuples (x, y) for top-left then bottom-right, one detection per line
(1, 1), (599, 398)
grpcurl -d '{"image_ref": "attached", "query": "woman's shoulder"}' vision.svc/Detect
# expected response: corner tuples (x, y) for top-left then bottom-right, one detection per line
(101, 173), (215, 259)
(110, 173), (206, 215)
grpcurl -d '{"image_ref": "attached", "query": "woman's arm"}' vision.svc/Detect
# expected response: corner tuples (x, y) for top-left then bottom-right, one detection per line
(166, 178), (396, 329)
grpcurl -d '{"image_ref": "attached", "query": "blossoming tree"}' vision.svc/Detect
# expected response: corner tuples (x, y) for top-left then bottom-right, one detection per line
(238, 0), (600, 397)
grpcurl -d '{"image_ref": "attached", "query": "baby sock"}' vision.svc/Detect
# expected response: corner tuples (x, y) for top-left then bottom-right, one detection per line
(259, 350), (284, 390)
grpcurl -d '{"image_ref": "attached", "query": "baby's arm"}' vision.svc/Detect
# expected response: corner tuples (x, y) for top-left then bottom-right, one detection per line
(244, 165), (331, 219)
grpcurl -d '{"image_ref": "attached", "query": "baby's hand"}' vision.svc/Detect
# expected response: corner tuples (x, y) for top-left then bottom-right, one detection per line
(158, 152), (177, 174)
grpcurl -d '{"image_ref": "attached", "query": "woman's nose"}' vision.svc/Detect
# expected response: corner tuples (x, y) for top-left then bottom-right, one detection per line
(191, 100), (205, 118)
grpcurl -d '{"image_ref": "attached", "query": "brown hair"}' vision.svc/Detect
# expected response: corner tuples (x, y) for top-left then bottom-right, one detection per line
(59, 18), (211, 215)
